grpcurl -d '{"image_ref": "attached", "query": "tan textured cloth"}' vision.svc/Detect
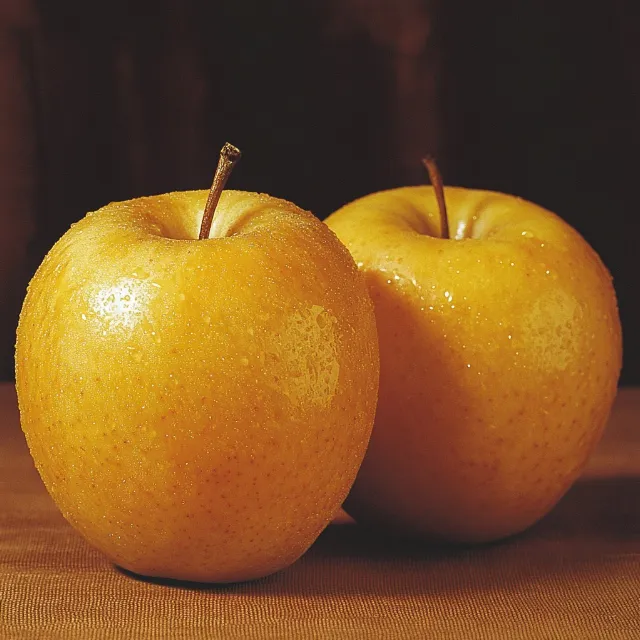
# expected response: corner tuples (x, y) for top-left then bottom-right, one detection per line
(1, 383), (639, 639)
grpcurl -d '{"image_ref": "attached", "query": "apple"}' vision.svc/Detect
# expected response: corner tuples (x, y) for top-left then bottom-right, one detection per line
(325, 158), (622, 543)
(15, 144), (380, 582)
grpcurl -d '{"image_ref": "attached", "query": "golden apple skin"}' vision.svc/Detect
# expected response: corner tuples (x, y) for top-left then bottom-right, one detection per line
(326, 186), (622, 543)
(16, 190), (379, 582)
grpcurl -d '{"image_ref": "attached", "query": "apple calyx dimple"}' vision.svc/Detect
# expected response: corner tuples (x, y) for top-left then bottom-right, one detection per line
(422, 156), (450, 240)
(198, 142), (242, 240)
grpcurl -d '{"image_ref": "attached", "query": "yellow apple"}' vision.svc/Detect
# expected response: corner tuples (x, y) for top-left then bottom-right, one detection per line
(326, 178), (622, 543)
(15, 146), (379, 582)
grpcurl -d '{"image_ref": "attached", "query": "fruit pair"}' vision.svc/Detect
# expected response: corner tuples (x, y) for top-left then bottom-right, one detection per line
(16, 144), (621, 582)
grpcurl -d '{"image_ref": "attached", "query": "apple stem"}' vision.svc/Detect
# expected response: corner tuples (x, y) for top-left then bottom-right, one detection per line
(198, 142), (242, 239)
(421, 156), (450, 240)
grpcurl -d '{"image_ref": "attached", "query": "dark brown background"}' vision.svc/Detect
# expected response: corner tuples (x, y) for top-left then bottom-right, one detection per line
(1, 0), (638, 382)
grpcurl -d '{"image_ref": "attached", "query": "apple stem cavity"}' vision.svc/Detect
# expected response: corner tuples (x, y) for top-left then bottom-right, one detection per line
(198, 142), (242, 240)
(422, 156), (450, 240)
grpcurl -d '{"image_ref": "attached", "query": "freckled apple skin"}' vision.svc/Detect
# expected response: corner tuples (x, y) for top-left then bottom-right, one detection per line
(326, 186), (622, 543)
(15, 190), (379, 582)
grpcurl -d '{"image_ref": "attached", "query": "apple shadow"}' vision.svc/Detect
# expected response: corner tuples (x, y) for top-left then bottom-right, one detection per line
(116, 475), (640, 596)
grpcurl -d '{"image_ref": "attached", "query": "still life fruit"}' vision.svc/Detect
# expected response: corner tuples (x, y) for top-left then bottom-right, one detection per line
(16, 143), (621, 582)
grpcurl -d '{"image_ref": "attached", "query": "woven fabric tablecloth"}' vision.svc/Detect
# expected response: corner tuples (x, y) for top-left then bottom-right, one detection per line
(1, 383), (639, 639)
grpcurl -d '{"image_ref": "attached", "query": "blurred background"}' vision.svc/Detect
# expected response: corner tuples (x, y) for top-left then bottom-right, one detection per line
(0, 0), (638, 383)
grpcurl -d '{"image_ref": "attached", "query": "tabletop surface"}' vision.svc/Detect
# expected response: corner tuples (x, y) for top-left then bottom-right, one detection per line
(1, 383), (639, 639)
